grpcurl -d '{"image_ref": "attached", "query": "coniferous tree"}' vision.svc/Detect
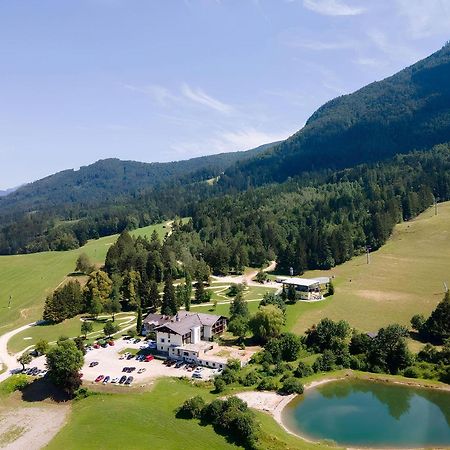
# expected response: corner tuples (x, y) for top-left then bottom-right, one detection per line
(161, 275), (177, 316)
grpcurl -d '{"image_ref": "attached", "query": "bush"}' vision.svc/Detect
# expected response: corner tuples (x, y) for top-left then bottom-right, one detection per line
(313, 350), (336, 372)
(127, 329), (136, 338)
(221, 367), (237, 384)
(178, 396), (206, 419)
(227, 358), (241, 372)
(279, 377), (304, 395)
(257, 376), (280, 391)
(240, 370), (260, 387)
(201, 399), (225, 422)
(295, 361), (314, 378)
(403, 366), (420, 378)
(0, 374), (30, 394)
(214, 377), (226, 393)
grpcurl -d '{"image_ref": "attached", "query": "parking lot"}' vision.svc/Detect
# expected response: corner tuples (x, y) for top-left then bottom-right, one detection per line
(82, 337), (218, 386)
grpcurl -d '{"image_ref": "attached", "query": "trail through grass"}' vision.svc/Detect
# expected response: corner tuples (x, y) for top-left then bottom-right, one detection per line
(0, 222), (168, 334)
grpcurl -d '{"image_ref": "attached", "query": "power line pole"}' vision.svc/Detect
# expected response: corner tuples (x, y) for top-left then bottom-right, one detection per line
(366, 246), (371, 265)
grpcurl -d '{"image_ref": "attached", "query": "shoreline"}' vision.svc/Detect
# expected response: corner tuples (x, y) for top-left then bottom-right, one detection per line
(235, 370), (450, 450)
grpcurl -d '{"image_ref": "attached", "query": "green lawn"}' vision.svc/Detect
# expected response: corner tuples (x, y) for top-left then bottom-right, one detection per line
(8, 312), (136, 353)
(0, 221), (170, 335)
(284, 202), (450, 334)
(47, 377), (334, 450)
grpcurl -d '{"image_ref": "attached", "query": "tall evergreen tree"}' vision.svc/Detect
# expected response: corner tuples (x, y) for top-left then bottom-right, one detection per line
(161, 275), (177, 316)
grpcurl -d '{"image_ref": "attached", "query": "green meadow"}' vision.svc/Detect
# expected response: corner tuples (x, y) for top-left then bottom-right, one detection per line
(288, 202), (450, 334)
(0, 222), (168, 334)
(47, 377), (334, 450)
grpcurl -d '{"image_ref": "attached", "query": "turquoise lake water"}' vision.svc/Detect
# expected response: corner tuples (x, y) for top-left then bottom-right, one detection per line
(281, 379), (450, 448)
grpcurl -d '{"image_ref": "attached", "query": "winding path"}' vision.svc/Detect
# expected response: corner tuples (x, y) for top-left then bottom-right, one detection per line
(0, 321), (36, 382)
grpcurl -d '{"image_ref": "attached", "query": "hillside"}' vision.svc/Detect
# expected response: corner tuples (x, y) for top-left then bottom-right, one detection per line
(290, 201), (450, 333)
(0, 142), (276, 218)
(221, 43), (450, 187)
(0, 221), (169, 335)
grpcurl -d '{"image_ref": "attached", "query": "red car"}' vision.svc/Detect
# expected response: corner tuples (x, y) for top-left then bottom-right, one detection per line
(145, 355), (154, 362)
(108, 341), (115, 346)
(95, 375), (104, 382)
(93, 343), (100, 349)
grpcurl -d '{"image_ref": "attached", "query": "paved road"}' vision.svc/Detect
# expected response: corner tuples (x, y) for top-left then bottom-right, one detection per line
(0, 321), (36, 382)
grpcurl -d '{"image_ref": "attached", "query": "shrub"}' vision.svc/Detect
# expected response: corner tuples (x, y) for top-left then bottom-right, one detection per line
(313, 350), (336, 372)
(279, 377), (304, 395)
(221, 367), (237, 384)
(214, 377), (226, 393)
(227, 358), (242, 372)
(403, 366), (420, 379)
(201, 399), (225, 422)
(295, 361), (314, 378)
(257, 376), (280, 391)
(178, 396), (205, 419)
(0, 374), (30, 394)
(240, 370), (260, 387)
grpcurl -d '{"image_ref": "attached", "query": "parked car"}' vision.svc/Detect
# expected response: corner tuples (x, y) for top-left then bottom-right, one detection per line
(175, 361), (184, 368)
(145, 355), (154, 362)
(93, 343), (100, 349)
(103, 376), (110, 384)
(129, 367), (136, 372)
(89, 361), (99, 367)
(126, 354), (135, 360)
(192, 372), (203, 379)
(111, 377), (119, 383)
(119, 375), (127, 384)
(125, 376), (134, 385)
(133, 338), (141, 344)
(95, 375), (104, 382)
(137, 368), (146, 374)
(108, 341), (115, 346)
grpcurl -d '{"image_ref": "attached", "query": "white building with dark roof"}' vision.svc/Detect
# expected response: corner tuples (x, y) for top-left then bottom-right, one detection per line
(153, 311), (228, 368)
(281, 277), (330, 300)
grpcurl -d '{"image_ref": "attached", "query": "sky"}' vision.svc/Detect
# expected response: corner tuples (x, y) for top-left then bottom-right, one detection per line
(0, 0), (449, 189)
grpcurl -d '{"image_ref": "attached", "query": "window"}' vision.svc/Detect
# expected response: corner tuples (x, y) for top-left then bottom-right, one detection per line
(161, 338), (165, 343)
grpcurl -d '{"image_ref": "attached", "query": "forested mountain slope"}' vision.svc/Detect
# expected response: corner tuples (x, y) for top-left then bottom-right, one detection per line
(221, 42), (450, 187)
(0, 142), (276, 218)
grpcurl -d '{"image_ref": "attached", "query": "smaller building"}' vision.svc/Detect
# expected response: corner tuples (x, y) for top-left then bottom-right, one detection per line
(282, 277), (330, 300)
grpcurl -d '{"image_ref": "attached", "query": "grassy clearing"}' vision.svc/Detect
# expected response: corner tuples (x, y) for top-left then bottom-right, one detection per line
(47, 378), (240, 450)
(47, 377), (333, 450)
(0, 221), (169, 335)
(8, 312), (136, 353)
(285, 202), (450, 334)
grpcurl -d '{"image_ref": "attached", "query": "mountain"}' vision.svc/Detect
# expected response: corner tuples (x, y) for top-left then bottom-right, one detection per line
(0, 187), (19, 197)
(0, 142), (277, 219)
(2, 44), (450, 255)
(221, 43), (450, 187)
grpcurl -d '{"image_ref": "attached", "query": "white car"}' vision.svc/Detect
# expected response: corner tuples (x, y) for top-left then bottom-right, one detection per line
(111, 377), (119, 383)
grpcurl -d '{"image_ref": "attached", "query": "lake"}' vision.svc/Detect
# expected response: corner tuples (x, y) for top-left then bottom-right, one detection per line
(281, 379), (450, 448)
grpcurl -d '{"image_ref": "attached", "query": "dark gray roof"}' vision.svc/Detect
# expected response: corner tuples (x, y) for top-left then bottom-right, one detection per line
(155, 311), (224, 335)
(143, 313), (172, 326)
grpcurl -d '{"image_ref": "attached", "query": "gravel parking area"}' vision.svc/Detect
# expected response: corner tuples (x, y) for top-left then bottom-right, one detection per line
(82, 338), (217, 386)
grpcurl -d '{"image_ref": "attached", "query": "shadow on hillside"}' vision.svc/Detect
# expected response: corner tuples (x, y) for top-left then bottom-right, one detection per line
(21, 377), (70, 403)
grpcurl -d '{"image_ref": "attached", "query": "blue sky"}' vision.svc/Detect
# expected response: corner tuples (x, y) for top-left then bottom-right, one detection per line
(1, 0), (449, 189)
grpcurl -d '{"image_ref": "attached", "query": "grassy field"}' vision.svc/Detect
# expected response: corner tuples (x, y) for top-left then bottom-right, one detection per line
(47, 377), (333, 450)
(0, 222), (169, 335)
(8, 312), (136, 353)
(284, 202), (450, 334)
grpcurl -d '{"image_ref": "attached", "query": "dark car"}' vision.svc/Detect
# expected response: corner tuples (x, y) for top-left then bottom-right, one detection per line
(126, 354), (135, 360)
(89, 361), (99, 367)
(125, 376), (134, 385)
(129, 367), (136, 372)
(119, 375), (127, 384)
